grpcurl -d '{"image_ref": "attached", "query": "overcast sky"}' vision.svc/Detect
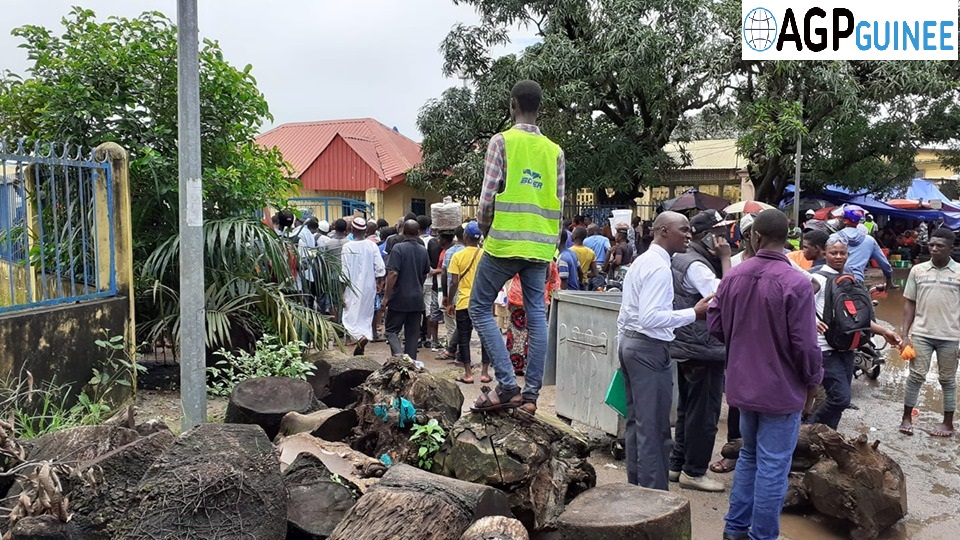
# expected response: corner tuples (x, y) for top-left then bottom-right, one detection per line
(0, 1), (536, 141)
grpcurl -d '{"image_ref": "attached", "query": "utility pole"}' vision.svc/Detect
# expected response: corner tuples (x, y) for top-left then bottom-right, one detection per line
(793, 134), (802, 227)
(177, 0), (206, 431)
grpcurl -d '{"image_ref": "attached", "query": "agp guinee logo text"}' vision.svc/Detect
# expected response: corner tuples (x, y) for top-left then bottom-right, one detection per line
(742, 1), (958, 60)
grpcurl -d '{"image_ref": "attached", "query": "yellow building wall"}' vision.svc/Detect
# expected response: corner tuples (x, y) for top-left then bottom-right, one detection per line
(380, 182), (443, 223)
(914, 149), (957, 179)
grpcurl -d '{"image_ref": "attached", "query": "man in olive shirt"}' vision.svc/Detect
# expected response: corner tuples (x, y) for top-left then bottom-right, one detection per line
(898, 227), (960, 437)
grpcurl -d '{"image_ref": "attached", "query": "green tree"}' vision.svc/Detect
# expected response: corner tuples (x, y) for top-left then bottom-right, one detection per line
(408, 0), (742, 203)
(735, 61), (960, 203)
(0, 9), (342, 352)
(0, 8), (296, 259)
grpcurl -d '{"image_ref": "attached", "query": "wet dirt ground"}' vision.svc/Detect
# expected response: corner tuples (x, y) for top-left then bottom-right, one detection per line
(135, 267), (957, 539)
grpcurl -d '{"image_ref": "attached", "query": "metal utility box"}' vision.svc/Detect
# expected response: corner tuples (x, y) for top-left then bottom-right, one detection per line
(546, 291), (624, 437)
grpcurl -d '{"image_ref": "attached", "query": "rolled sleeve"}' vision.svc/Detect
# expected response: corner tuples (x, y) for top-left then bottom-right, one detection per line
(478, 134), (505, 231)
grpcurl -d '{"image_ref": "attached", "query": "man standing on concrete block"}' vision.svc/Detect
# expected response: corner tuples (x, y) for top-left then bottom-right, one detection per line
(469, 79), (565, 415)
(616, 211), (713, 490)
(708, 209), (822, 540)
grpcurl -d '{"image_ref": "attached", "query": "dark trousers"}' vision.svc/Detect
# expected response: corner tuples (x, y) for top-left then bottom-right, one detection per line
(619, 331), (673, 490)
(456, 309), (489, 366)
(809, 350), (854, 429)
(728, 406), (741, 441)
(386, 309), (421, 360)
(670, 360), (725, 477)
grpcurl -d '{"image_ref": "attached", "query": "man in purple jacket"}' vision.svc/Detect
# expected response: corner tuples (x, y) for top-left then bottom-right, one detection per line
(707, 210), (823, 540)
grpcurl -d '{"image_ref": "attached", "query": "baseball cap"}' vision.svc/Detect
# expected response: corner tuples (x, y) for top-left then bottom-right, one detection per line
(318, 220), (330, 233)
(739, 213), (757, 233)
(464, 221), (482, 239)
(689, 209), (734, 235)
(352, 217), (367, 231)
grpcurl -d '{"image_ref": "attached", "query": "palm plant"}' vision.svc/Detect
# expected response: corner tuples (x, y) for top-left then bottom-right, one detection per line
(140, 217), (343, 355)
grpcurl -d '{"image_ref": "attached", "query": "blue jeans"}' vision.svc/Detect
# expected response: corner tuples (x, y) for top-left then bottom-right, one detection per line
(468, 253), (547, 401)
(725, 409), (801, 540)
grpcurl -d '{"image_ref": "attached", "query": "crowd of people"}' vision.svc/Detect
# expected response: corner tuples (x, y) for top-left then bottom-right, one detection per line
(269, 78), (960, 540)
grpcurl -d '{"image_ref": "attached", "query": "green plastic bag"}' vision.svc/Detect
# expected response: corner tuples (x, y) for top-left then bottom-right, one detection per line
(604, 369), (628, 418)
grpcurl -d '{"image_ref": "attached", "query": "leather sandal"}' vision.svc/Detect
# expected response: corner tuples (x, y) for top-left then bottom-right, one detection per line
(470, 386), (522, 412)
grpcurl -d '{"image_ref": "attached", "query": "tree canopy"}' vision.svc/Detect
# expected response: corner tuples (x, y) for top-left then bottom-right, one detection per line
(411, 0), (960, 204)
(0, 8), (296, 258)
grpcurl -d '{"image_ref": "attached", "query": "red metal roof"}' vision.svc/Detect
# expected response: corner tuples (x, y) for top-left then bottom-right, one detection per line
(256, 118), (422, 191)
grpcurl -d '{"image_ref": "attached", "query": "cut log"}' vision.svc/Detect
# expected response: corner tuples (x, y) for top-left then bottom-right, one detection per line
(10, 515), (82, 539)
(224, 376), (321, 440)
(68, 430), (176, 539)
(116, 423), (287, 540)
(792, 423), (831, 471)
(284, 452), (361, 540)
(801, 431), (907, 539)
(23, 424), (139, 464)
(461, 516), (529, 540)
(277, 408), (358, 442)
(307, 349), (380, 408)
(349, 356), (463, 464)
(546, 484), (690, 540)
(8, 425), (140, 501)
(329, 464), (513, 540)
(276, 432), (387, 492)
(436, 410), (596, 531)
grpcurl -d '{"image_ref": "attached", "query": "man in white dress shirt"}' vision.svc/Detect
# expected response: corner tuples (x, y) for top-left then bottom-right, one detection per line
(617, 211), (714, 490)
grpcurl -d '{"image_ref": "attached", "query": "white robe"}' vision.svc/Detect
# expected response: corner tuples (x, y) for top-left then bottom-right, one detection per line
(341, 239), (386, 341)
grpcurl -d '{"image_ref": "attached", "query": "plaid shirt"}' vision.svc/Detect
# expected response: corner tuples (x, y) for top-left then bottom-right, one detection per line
(477, 124), (565, 233)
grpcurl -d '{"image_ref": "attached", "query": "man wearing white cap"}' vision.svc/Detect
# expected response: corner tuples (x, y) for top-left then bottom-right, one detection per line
(341, 217), (386, 355)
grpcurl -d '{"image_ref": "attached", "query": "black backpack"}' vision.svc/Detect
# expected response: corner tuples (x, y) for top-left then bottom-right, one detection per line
(818, 271), (873, 351)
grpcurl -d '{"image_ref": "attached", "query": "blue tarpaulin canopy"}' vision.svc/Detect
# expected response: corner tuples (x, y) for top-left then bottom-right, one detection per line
(781, 183), (960, 228)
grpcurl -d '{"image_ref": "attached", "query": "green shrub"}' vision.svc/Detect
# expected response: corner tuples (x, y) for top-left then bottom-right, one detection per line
(206, 334), (315, 397)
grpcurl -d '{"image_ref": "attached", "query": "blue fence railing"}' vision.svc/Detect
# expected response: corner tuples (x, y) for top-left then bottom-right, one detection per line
(0, 138), (116, 314)
(288, 197), (370, 222)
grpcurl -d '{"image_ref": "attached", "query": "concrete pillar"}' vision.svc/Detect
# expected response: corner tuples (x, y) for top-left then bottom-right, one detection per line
(95, 142), (136, 376)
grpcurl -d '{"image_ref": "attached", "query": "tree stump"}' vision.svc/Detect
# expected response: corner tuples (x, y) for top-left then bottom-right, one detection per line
(329, 464), (513, 540)
(801, 431), (907, 539)
(224, 376), (321, 440)
(783, 472), (811, 511)
(461, 516), (529, 540)
(117, 424), (287, 540)
(284, 452), (361, 540)
(350, 356), (463, 464)
(307, 349), (380, 408)
(792, 423), (831, 471)
(68, 430), (176, 539)
(436, 411), (596, 531)
(276, 433), (387, 492)
(545, 483), (690, 540)
(277, 408), (358, 442)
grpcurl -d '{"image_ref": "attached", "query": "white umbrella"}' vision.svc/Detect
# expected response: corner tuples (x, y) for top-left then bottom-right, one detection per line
(724, 200), (775, 214)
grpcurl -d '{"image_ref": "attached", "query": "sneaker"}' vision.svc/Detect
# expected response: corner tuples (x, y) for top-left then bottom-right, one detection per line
(678, 472), (725, 492)
(668, 470), (681, 482)
(422, 340), (432, 349)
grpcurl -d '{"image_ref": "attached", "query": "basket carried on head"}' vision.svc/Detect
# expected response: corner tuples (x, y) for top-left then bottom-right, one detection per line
(431, 197), (463, 231)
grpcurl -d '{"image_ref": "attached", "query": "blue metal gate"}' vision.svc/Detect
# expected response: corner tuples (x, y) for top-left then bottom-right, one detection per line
(288, 197), (369, 223)
(0, 138), (116, 313)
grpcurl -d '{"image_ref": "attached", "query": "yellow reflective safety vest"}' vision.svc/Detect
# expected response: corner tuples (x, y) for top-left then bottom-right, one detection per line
(483, 128), (562, 262)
